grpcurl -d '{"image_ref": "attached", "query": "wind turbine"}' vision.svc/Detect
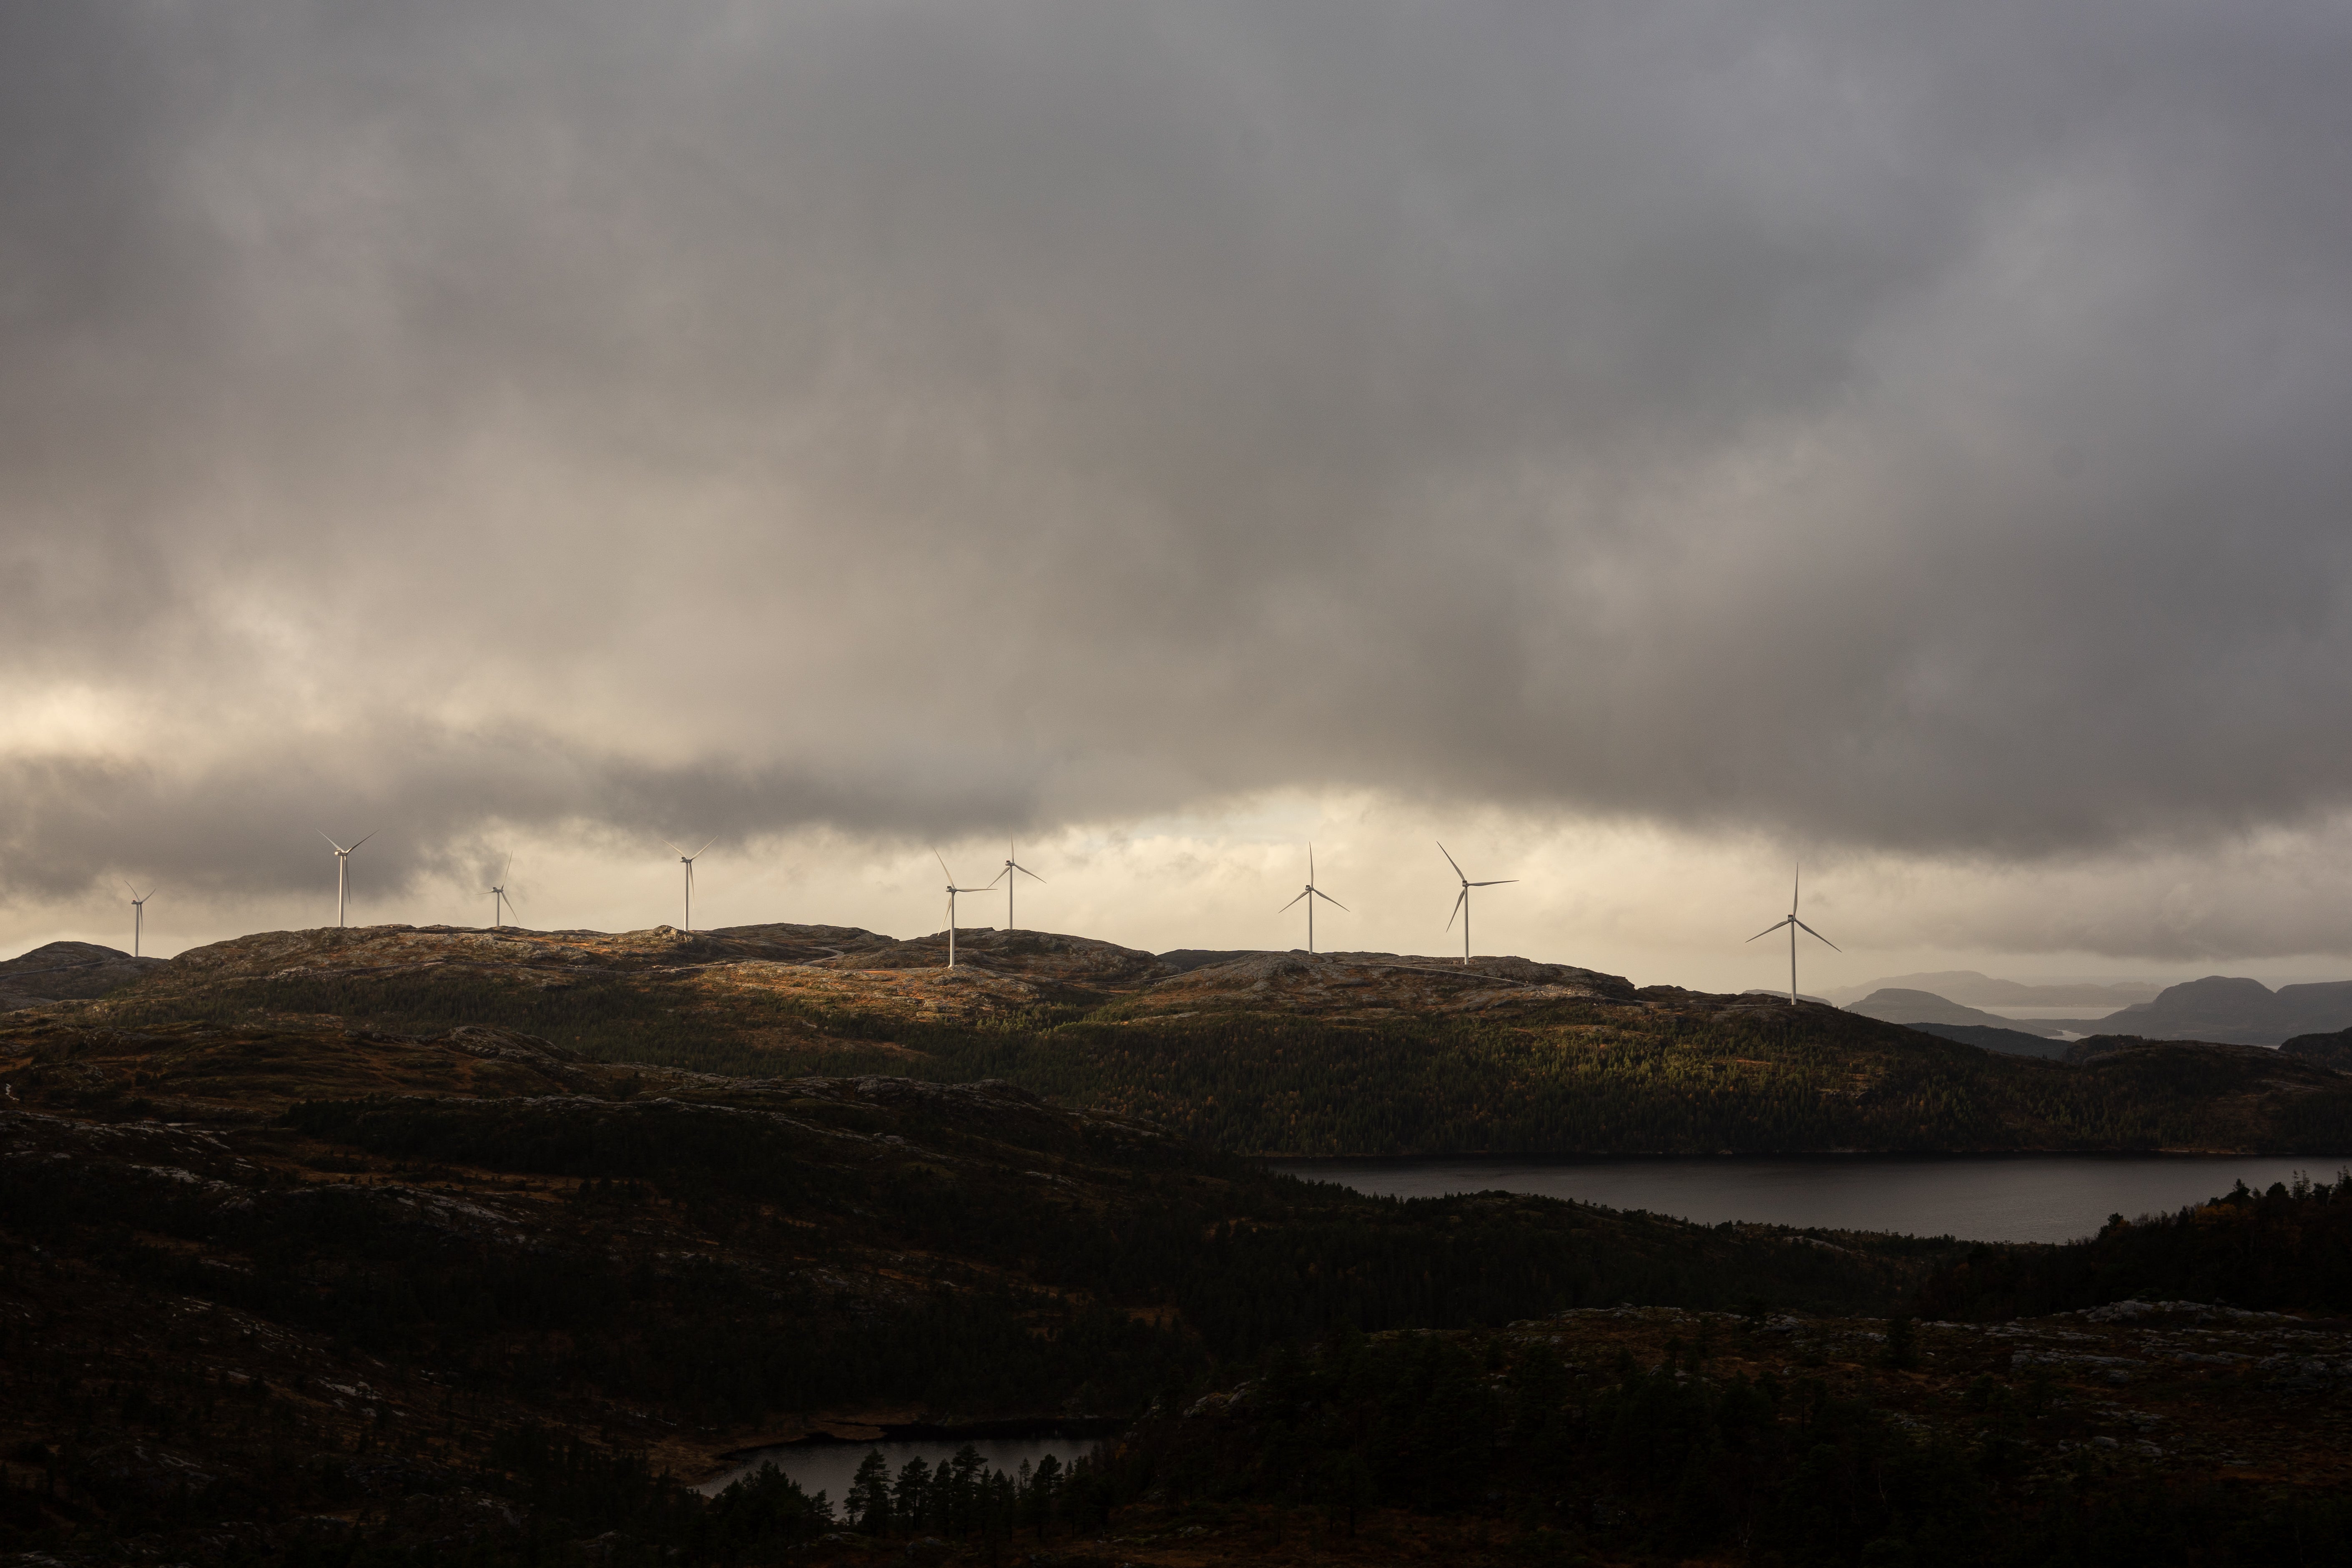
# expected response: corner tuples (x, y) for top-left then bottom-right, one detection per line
(319, 831), (376, 928)
(936, 851), (992, 968)
(124, 881), (156, 958)
(1437, 843), (1516, 966)
(1278, 845), (1347, 954)
(1747, 862), (1839, 1005)
(487, 854), (515, 931)
(989, 840), (1045, 931)
(663, 839), (714, 933)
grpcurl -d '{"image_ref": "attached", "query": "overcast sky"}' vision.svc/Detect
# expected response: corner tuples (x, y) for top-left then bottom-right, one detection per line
(6, 0), (2352, 988)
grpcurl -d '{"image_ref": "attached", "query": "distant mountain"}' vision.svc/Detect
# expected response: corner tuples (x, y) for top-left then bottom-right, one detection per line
(1824, 970), (2161, 1009)
(0, 940), (166, 1009)
(2041, 975), (2352, 1047)
(1844, 987), (2064, 1036)
(1904, 1021), (2073, 1059)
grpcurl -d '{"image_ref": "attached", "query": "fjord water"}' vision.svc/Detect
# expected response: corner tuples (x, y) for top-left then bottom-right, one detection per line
(699, 1433), (1104, 1500)
(1279, 1155), (2338, 1243)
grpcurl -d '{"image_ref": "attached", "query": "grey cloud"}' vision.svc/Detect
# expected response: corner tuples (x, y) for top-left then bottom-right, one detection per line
(5, 0), (2352, 901)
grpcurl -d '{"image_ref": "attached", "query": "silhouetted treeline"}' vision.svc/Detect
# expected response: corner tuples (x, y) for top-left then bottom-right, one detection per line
(1918, 1169), (2352, 1320)
(1104, 1327), (2352, 1567)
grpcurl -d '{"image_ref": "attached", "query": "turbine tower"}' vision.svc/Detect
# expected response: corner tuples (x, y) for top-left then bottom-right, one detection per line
(319, 831), (376, 928)
(1437, 843), (1516, 966)
(1278, 844), (1347, 954)
(989, 840), (1045, 931)
(487, 854), (515, 931)
(936, 851), (992, 968)
(124, 881), (156, 958)
(663, 839), (714, 933)
(1747, 862), (1839, 1005)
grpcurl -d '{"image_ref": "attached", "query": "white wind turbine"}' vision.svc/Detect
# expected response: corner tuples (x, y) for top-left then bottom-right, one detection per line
(1278, 845), (1347, 954)
(1747, 862), (1840, 1005)
(319, 831), (376, 928)
(936, 851), (992, 968)
(487, 854), (516, 931)
(124, 881), (156, 958)
(1437, 843), (1516, 966)
(663, 839), (714, 933)
(988, 840), (1045, 931)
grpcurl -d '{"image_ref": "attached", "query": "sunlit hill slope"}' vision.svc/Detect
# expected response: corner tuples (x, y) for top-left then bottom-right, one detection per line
(18, 921), (2352, 1156)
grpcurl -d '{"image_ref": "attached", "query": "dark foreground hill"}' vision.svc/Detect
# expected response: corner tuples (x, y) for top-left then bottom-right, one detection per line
(5, 1014), (2351, 1565)
(0, 1011), (1952, 1561)
(30, 922), (2352, 1156)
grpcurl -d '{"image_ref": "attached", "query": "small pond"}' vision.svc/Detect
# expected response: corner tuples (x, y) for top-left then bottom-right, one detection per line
(698, 1429), (1112, 1500)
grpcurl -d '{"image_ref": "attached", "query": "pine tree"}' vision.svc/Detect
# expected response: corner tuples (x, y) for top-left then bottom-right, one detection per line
(846, 1449), (894, 1535)
(893, 1454), (932, 1532)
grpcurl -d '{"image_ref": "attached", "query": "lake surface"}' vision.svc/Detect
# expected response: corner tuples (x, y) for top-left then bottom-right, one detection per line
(1277, 1155), (2343, 1243)
(698, 1433), (1108, 1500)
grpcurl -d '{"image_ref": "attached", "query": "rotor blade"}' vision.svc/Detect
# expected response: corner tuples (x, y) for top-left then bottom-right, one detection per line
(1746, 918), (1792, 943)
(349, 831), (376, 851)
(935, 849), (954, 881)
(692, 838), (715, 859)
(1310, 888), (1349, 911)
(1011, 862), (1045, 883)
(500, 853), (514, 883)
(1278, 891), (1309, 913)
(1436, 841), (1466, 881)
(1309, 843), (1315, 881)
(124, 877), (138, 897)
(1795, 918), (1841, 952)
(1446, 888), (1466, 931)
(984, 867), (1009, 887)
(663, 839), (687, 857)
(319, 830), (348, 853)
(1792, 861), (1801, 914)
(1468, 879), (1517, 887)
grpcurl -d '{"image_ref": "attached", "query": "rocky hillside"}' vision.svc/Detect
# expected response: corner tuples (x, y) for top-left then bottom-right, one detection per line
(0, 940), (164, 1009)
(16, 922), (2352, 1155)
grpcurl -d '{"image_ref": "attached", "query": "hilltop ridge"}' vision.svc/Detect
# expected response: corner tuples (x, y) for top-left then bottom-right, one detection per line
(8, 921), (2348, 1157)
(0, 939), (164, 1009)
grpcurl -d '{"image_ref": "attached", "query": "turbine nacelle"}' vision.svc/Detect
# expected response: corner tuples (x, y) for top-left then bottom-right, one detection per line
(935, 851), (998, 967)
(123, 881), (158, 958)
(319, 829), (378, 928)
(986, 841), (1046, 931)
(1436, 842), (1517, 965)
(661, 838), (715, 932)
(1278, 845), (1347, 952)
(1745, 862), (1840, 1004)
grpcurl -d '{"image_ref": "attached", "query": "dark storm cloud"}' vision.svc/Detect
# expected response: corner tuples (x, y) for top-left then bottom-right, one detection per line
(5, 0), (2352, 898)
